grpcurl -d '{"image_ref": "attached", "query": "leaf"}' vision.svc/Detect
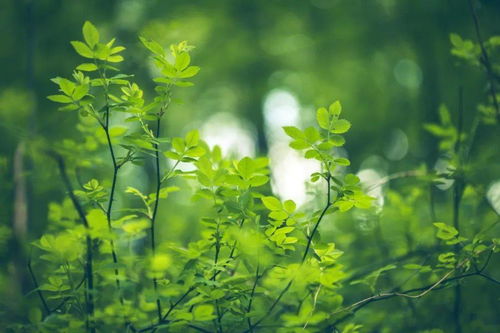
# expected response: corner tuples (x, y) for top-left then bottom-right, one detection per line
(71, 41), (94, 58)
(151, 254), (171, 272)
(249, 175), (268, 187)
(449, 33), (463, 47)
(185, 130), (199, 147)
(283, 126), (304, 140)
(330, 119), (351, 134)
(72, 85), (89, 101)
(329, 101), (342, 117)
(139, 37), (164, 56)
(289, 140), (309, 150)
(237, 157), (255, 179)
(344, 174), (360, 185)
(433, 222), (458, 240)
(107, 55), (124, 63)
(109, 126), (127, 137)
(76, 63), (98, 71)
(330, 135), (345, 146)
(262, 196), (282, 211)
(175, 52), (191, 71)
(334, 200), (354, 212)
(283, 200), (296, 213)
(178, 66), (200, 78)
(58, 78), (75, 96)
(172, 138), (185, 153)
(316, 107), (330, 129)
(82, 21), (99, 48)
(334, 158), (350, 166)
(47, 95), (72, 103)
(193, 304), (215, 321)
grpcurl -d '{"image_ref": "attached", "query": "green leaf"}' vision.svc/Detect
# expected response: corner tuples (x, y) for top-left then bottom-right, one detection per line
(172, 138), (185, 153)
(330, 119), (351, 134)
(249, 175), (269, 187)
(178, 66), (200, 78)
(107, 55), (124, 63)
(76, 63), (98, 71)
(58, 78), (75, 96)
(175, 52), (191, 71)
(151, 254), (171, 272)
(330, 135), (345, 146)
(283, 200), (296, 213)
(72, 85), (89, 101)
(185, 129), (199, 147)
(334, 158), (350, 166)
(334, 200), (354, 212)
(262, 196), (282, 211)
(316, 107), (330, 129)
(47, 95), (72, 103)
(329, 101), (342, 117)
(193, 304), (215, 321)
(344, 174), (360, 185)
(289, 140), (309, 150)
(109, 126), (127, 137)
(449, 33), (462, 47)
(71, 41), (94, 58)
(82, 21), (99, 48)
(237, 157), (255, 179)
(139, 37), (164, 56)
(283, 126), (304, 140)
(433, 222), (458, 240)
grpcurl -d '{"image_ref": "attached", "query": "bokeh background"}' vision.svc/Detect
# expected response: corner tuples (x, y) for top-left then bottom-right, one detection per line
(1, 0), (500, 331)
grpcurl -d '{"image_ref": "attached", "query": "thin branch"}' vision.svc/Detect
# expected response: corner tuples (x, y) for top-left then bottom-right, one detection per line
(302, 174), (331, 263)
(246, 265), (261, 332)
(330, 258), (499, 327)
(467, 0), (500, 120)
(50, 152), (95, 333)
(151, 115), (163, 322)
(27, 253), (51, 315)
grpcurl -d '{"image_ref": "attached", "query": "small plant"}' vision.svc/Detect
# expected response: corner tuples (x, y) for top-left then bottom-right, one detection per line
(18, 18), (500, 333)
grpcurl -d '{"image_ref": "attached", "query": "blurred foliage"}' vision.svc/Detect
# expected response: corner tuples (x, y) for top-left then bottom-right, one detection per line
(1, 0), (500, 332)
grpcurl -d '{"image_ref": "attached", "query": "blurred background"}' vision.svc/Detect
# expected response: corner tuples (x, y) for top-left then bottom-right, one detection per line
(1, 0), (499, 331)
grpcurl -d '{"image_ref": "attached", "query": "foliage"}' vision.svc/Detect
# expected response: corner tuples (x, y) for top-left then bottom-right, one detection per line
(2, 3), (500, 332)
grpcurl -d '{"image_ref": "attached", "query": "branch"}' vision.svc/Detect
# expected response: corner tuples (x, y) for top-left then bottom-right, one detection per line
(27, 253), (51, 315)
(50, 152), (95, 333)
(467, 0), (500, 120)
(151, 115), (163, 322)
(330, 260), (499, 327)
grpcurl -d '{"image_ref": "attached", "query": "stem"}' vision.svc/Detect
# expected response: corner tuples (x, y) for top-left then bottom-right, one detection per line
(27, 254), (51, 315)
(151, 116), (163, 322)
(246, 265), (260, 332)
(248, 172), (332, 332)
(452, 87), (464, 333)
(52, 153), (95, 333)
(467, 0), (500, 121)
(103, 103), (125, 307)
(302, 174), (331, 263)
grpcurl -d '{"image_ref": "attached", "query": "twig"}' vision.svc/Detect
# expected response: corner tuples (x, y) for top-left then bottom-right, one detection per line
(51, 152), (95, 333)
(467, 0), (500, 120)
(151, 115), (163, 322)
(27, 253), (51, 315)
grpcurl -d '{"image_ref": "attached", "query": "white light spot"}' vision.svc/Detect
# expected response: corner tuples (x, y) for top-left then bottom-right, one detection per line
(268, 142), (319, 206)
(434, 157), (454, 190)
(263, 89), (319, 205)
(486, 180), (500, 215)
(394, 59), (422, 89)
(384, 128), (409, 161)
(201, 112), (255, 158)
(357, 168), (385, 209)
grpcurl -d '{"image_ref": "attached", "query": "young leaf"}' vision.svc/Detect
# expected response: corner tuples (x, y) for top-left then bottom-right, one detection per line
(82, 21), (99, 48)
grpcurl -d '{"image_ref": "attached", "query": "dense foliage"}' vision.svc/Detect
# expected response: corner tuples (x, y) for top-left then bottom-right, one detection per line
(1, 1), (500, 333)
